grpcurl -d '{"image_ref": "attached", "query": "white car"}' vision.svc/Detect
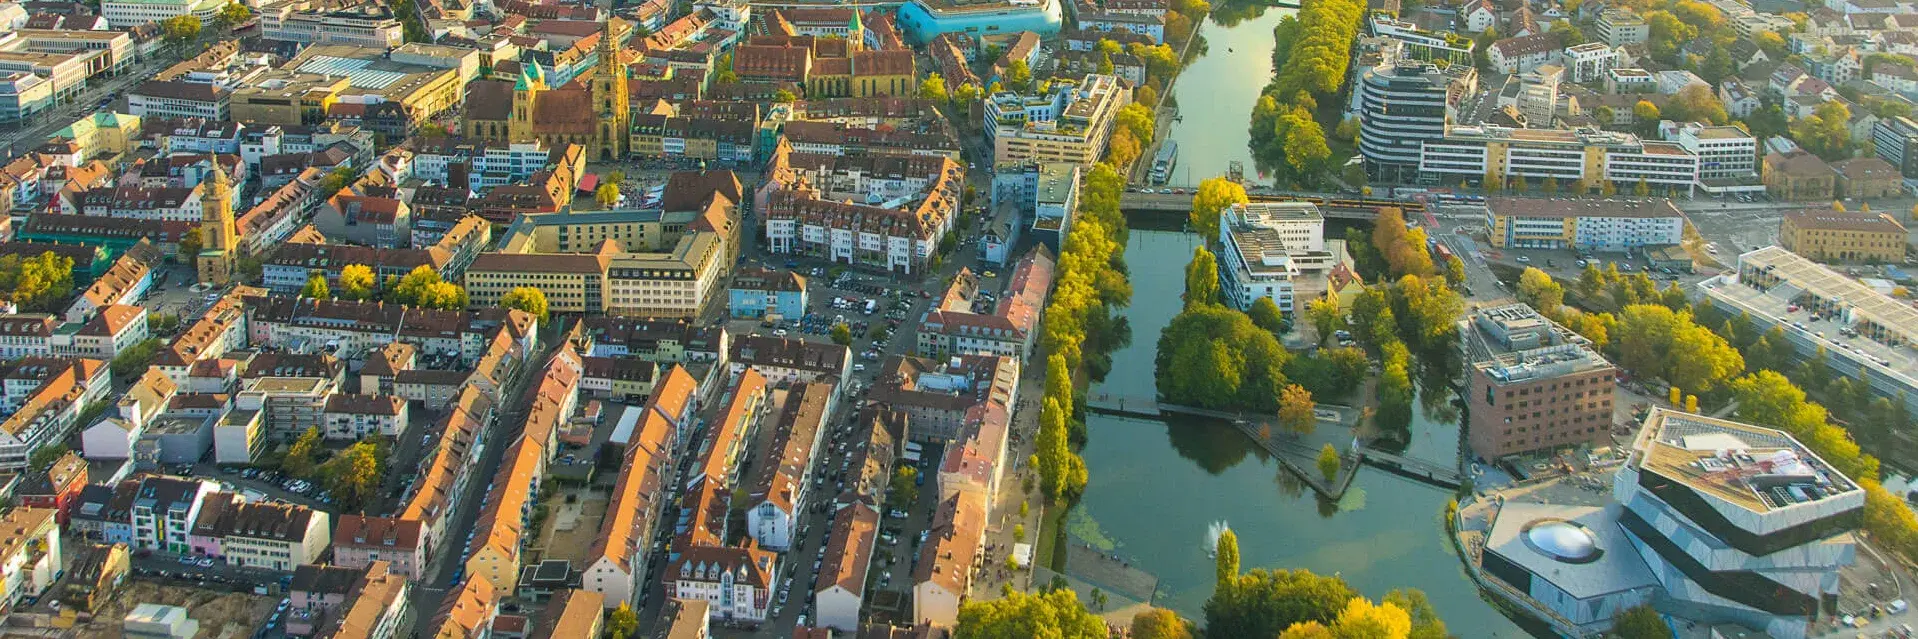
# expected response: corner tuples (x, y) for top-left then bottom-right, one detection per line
(1515, 255), (1531, 263)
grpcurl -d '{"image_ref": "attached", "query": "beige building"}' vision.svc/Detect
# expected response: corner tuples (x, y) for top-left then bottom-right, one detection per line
(1779, 209), (1909, 263)
(464, 183), (736, 318)
(230, 72), (350, 126)
(984, 74), (1130, 166)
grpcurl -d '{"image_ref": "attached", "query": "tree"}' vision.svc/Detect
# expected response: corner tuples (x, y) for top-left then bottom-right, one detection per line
(606, 602), (639, 638)
(1756, 30), (1788, 59)
(1317, 443), (1341, 481)
(1037, 396), (1073, 500)
(213, 1), (250, 29)
(500, 287), (549, 322)
(953, 83), (982, 107)
(283, 426), (322, 479)
(1279, 384), (1316, 435)
(110, 338), (163, 379)
(1130, 608), (1193, 639)
(1611, 605), (1671, 639)
(1189, 177), (1249, 241)
(1248, 297), (1286, 333)
(177, 227), (203, 266)
(27, 444), (69, 473)
(1443, 255), (1466, 287)
(920, 73), (949, 102)
(161, 15), (201, 48)
(1516, 267), (1564, 312)
(1635, 178), (1651, 197)
(1383, 589), (1449, 639)
(1183, 246), (1221, 308)
(1156, 305), (1292, 410)
(320, 439), (385, 509)
(1215, 528), (1240, 584)
(713, 53), (737, 84)
(1791, 101), (1855, 160)
(830, 323), (853, 345)
(299, 273), (330, 299)
(390, 266), (465, 309)
(1206, 568), (1357, 638)
(772, 89), (797, 103)
(1666, 84), (1728, 124)
(1633, 99), (1661, 128)
(1005, 59), (1033, 91)
(595, 182), (620, 208)
(955, 589), (1105, 638)
(889, 466), (919, 509)
(339, 264), (374, 300)
(1306, 296), (1344, 343)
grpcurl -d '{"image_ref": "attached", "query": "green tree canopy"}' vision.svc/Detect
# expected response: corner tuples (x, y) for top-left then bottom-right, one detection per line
(1184, 246), (1221, 308)
(955, 588), (1106, 638)
(300, 273), (330, 299)
(1206, 568), (1358, 638)
(1249, 296), (1286, 333)
(1189, 177), (1249, 241)
(500, 286), (549, 321)
(1155, 305), (1292, 410)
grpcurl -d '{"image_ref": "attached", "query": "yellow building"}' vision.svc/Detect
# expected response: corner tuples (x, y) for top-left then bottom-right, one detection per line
(463, 208), (728, 318)
(1779, 209), (1909, 263)
(51, 112), (140, 162)
(229, 72), (349, 126)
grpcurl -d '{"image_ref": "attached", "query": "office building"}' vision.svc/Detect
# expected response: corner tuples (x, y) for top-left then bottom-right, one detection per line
(1216, 202), (1337, 315)
(101, 0), (219, 28)
(1870, 115), (1918, 178)
(1463, 303), (1617, 459)
(984, 74), (1130, 166)
(258, 0), (406, 49)
(1779, 210), (1908, 263)
(1358, 61), (1477, 179)
(1483, 197), (1686, 252)
(1661, 121), (1762, 193)
(1422, 125), (1701, 194)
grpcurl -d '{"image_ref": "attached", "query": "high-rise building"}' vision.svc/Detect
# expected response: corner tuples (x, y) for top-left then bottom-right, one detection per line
(1870, 115), (1918, 177)
(1462, 303), (1617, 459)
(1357, 61), (1476, 180)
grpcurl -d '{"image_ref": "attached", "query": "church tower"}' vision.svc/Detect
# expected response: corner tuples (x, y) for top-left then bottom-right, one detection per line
(509, 61), (546, 143)
(847, 7), (865, 52)
(196, 164), (237, 286)
(592, 19), (631, 161)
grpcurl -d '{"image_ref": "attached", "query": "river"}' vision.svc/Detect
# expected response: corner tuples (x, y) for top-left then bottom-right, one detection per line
(1064, 10), (1533, 633)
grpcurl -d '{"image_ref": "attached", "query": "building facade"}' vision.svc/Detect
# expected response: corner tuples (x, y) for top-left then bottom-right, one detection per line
(1464, 304), (1618, 459)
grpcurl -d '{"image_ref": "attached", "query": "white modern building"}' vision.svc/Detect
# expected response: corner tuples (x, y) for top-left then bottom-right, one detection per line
(1216, 202), (1336, 315)
(1422, 125), (1702, 195)
(1661, 121), (1761, 192)
(101, 0), (220, 28)
(1564, 42), (1618, 83)
(1358, 61), (1478, 179)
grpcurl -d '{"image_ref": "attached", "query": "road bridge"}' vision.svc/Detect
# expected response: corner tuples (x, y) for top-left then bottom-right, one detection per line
(1118, 192), (1430, 221)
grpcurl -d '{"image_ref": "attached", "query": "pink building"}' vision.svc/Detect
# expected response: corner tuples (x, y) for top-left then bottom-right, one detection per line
(330, 515), (426, 578)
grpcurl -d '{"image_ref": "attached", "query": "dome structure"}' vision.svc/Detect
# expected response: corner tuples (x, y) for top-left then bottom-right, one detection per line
(1522, 519), (1602, 564)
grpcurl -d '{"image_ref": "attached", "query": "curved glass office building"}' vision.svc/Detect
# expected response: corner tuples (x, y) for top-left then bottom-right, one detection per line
(896, 0), (1062, 46)
(1357, 61), (1476, 182)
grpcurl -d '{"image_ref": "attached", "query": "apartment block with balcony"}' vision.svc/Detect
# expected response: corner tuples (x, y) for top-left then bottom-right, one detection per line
(984, 74), (1129, 166)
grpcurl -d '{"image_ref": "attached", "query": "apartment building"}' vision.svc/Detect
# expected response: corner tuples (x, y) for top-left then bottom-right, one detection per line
(186, 493), (330, 571)
(307, 561), (412, 639)
(1595, 9), (1650, 46)
(0, 507), (60, 611)
(580, 366), (678, 609)
(1483, 197), (1686, 252)
(916, 246), (1053, 359)
(758, 142), (961, 276)
(1779, 209), (1908, 263)
(662, 544), (777, 622)
(0, 357), (108, 470)
(984, 74), (1130, 166)
(814, 502), (879, 631)
(745, 382), (834, 551)
(320, 394), (409, 440)
(127, 475), (220, 555)
(330, 516), (426, 579)
(1463, 304), (1617, 459)
(911, 491), (986, 627)
(1423, 125), (1700, 194)
(1216, 202), (1335, 315)
(727, 336), (850, 389)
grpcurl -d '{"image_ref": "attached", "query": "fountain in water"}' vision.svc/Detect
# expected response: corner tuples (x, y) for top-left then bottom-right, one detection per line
(1205, 520), (1230, 557)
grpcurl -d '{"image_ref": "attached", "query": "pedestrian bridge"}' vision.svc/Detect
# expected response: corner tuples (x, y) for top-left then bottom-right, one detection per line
(1086, 393), (1463, 490)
